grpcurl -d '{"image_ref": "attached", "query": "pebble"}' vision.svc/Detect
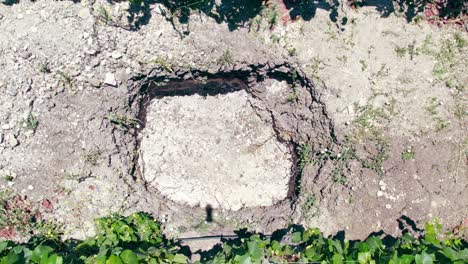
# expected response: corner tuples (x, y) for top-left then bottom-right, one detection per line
(88, 78), (101, 88)
(1, 123), (11, 130)
(111, 51), (123, 59)
(17, 14), (24, 19)
(84, 48), (98, 55)
(378, 180), (386, 191)
(104, 72), (117, 86)
(385, 204), (392, 209)
(90, 58), (100, 68)
(7, 85), (18, 96)
(27, 185), (34, 190)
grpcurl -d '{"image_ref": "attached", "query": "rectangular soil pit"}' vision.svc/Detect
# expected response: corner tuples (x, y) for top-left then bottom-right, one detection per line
(139, 89), (293, 211)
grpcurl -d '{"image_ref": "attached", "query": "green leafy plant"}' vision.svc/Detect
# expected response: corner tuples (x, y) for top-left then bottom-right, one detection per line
(402, 148), (416, 161)
(201, 220), (468, 263)
(0, 213), (186, 264)
(0, 212), (467, 263)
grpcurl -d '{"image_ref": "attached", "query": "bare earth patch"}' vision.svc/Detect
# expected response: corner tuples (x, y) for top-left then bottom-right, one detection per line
(139, 90), (292, 210)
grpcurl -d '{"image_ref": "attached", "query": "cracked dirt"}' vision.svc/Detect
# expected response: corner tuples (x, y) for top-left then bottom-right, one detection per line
(0, 0), (466, 252)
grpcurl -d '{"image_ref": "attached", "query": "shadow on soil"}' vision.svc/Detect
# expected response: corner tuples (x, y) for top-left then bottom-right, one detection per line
(113, 0), (264, 34)
(109, 0), (351, 33)
(283, 0), (342, 23)
(350, 0), (467, 22)
(119, 0), (466, 33)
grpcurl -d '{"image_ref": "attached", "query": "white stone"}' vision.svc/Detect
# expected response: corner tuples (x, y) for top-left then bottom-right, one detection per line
(104, 72), (117, 86)
(111, 51), (123, 59)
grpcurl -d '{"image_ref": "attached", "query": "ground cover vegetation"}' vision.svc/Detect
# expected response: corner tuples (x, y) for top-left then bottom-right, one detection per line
(0, 212), (467, 263)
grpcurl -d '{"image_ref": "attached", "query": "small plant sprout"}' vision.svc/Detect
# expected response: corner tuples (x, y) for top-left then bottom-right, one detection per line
(216, 49), (234, 67)
(82, 149), (102, 166)
(287, 47), (297, 56)
(287, 91), (298, 102)
(38, 61), (51, 73)
(266, 4), (278, 29)
(56, 71), (73, 87)
(359, 59), (368, 71)
(21, 112), (39, 133)
(395, 46), (407, 58)
(270, 33), (281, 43)
(402, 148), (416, 161)
(299, 143), (313, 169)
(4, 175), (14, 182)
(95, 5), (112, 24)
(107, 113), (140, 132)
(301, 194), (320, 219)
(149, 56), (173, 72)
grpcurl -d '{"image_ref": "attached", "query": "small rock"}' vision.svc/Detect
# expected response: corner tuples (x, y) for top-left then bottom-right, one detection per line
(17, 14), (24, 19)
(385, 204), (392, 209)
(1, 123), (11, 130)
(6, 85), (18, 97)
(27, 185), (34, 190)
(104, 72), (117, 86)
(0, 133), (3, 144)
(377, 190), (384, 197)
(111, 51), (123, 59)
(78, 8), (91, 20)
(47, 102), (56, 110)
(90, 58), (100, 68)
(6, 134), (18, 148)
(88, 78), (101, 88)
(19, 51), (31, 59)
(84, 48), (98, 55)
